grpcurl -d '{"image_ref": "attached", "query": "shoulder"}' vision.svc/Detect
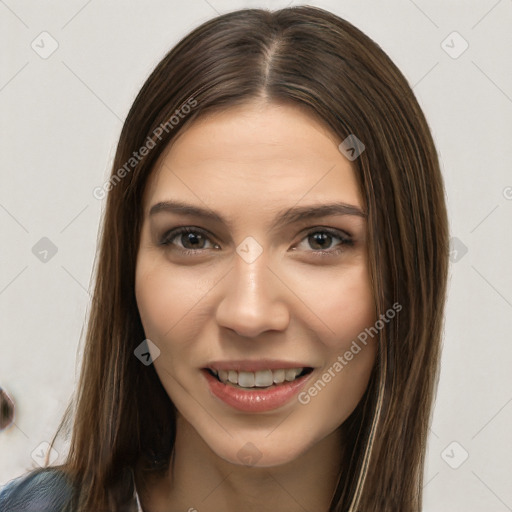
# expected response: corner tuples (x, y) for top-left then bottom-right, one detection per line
(0, 467), (74, 512)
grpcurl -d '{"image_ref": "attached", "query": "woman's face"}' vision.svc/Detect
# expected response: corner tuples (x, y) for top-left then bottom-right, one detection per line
(135, 101), (377, 467)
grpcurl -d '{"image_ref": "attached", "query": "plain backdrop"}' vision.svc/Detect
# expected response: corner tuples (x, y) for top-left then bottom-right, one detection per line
(1, 1), (511, 510)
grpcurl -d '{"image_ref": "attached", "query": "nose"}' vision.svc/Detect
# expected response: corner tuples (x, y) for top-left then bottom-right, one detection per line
(215, 248), (290, 338)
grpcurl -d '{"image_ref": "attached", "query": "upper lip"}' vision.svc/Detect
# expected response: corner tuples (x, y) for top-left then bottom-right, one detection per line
(204, 360), (313, 372)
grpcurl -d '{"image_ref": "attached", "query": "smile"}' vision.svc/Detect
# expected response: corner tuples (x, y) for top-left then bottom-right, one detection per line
(209, 367), (311, 388)
(202, 365), (314, 412)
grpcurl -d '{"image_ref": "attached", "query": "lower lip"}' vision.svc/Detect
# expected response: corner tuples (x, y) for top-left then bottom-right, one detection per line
(202, 369), (312, 413)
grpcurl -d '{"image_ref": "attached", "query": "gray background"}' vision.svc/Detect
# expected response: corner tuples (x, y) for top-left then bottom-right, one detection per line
(1, 1), (511, 510)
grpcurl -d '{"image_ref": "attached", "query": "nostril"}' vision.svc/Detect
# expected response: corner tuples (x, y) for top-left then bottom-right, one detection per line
(0, 386), (15, 431)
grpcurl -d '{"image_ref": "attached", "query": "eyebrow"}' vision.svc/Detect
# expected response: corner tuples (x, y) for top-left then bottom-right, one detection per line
(149, 199), (366, 230)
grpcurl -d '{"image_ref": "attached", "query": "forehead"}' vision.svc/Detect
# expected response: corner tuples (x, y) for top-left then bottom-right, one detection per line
(143, 101), (362, 214)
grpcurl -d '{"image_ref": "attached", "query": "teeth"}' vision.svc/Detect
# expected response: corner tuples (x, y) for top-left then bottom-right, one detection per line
(238, 371), (255, 387)
(254, 370), (273, 387)
(285, 368), (301, 381)
(213, 368), (305, 388)
(273, 369), (285, 384)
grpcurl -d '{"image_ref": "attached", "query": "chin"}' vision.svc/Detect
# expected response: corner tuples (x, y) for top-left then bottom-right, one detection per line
(209, 431), (317, 469)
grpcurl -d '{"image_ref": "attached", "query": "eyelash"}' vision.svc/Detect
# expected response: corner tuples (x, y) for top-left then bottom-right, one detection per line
(158, 226), (354, 257)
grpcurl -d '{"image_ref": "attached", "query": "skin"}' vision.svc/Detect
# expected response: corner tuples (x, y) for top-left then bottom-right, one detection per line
(134, 100), (378, 512)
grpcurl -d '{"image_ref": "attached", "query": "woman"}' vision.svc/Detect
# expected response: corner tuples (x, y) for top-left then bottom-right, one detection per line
(0, 5), (448, 511)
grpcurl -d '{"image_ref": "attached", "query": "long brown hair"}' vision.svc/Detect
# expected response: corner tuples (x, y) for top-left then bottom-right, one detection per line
(44, 6), (449, 511)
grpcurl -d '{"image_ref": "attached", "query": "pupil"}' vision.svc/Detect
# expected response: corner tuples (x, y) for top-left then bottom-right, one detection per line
(310, 233), (331, 250)
(183, 232), (204, 249)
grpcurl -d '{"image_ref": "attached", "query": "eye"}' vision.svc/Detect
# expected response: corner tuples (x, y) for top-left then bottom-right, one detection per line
(294, 228), (353, 255)
(159, 226), (353, 257)
(159, 227), (220, 253)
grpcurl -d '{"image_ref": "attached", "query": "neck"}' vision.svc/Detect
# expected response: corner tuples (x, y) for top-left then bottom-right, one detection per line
(137, 415), (344, 512)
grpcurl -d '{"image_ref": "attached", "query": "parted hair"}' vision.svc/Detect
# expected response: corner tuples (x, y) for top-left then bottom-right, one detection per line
(42, 6), (448, 511)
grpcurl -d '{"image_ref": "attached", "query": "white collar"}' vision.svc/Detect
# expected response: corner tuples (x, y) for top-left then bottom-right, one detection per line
(131, 468), (144, 512)
(134, 486), (143, 512)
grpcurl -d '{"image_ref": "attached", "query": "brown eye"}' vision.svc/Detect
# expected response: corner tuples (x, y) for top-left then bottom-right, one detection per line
(308, 232), (334, 250)
(160, 227), (220, 253)
(179, 231), (207, 250)
(295, 228), (353, 254)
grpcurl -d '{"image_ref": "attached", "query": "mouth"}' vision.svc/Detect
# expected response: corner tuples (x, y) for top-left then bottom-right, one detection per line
(201, 364), (315, 413)
(205, 367), (314, 389)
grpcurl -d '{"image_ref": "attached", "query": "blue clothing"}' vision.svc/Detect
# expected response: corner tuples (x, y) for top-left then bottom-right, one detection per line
(0, 468), (142, 511)
(0, 468), (73, 511)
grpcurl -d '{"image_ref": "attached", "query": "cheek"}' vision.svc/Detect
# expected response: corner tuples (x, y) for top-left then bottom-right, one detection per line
(136, 261), (177, 340)
(135, 255), (223, 377)
(292, 263), (377, 423)
(290, 261), (375, 349)
(326, 265), (375, 344)
(135, 257), (203, 340)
